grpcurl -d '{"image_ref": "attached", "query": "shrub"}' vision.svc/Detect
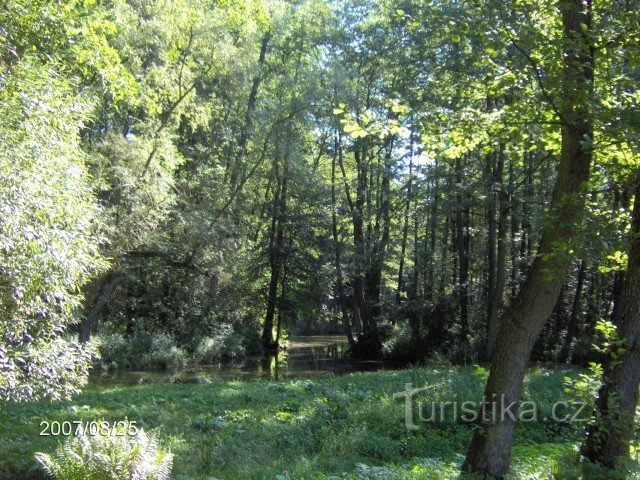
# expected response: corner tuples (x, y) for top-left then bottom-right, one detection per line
(1, 336), (98, 403)
(95, 333), (186, 371)
(143, 334), (187, 370)
(0, 60), (105, 403)
(238, 316), (264, 355)
(94, 333), (130, 370)
(383, 323), (428, 363)
(375, 319), (395, 343)
(35, 423), (173, 480)
(193, 325), (246, 363)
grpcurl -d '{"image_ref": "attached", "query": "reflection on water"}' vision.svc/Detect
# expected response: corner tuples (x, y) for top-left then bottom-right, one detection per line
(90, 336), (385, 386)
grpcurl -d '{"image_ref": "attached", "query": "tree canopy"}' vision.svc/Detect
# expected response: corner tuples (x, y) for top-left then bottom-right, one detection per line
(1, 0), (639, 476)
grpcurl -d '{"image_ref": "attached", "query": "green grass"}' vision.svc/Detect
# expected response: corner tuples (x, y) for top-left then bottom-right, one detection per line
(0, 365), (633, 479)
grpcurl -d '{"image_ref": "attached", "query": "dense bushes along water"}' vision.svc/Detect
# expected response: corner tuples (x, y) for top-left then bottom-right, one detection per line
(94, 327), (250, 371)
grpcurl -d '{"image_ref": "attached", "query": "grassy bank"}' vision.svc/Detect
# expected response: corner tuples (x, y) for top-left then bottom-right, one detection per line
(0, 365), (632, 479)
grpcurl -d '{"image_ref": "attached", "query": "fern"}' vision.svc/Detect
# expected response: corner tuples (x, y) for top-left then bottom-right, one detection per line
(35, 421), (172, 480)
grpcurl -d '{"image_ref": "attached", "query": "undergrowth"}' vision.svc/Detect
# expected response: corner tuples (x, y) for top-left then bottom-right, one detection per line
(1, 366), (637, 479)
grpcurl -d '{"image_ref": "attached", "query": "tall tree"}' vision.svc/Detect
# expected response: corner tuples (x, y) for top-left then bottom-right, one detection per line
(462, 0), (595, 475)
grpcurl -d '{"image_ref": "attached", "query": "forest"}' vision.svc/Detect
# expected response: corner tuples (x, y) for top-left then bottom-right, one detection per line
(0, 0), (639, 479)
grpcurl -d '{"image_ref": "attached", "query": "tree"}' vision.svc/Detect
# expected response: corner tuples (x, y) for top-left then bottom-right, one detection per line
(0, 68), (102, 402)
(0, 0), (130, 402)
(462, 0), (595, 475)
(580, 174), (640, 468)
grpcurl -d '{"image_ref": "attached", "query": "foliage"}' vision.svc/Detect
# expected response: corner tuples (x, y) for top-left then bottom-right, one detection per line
(4, 0), (638, 380)
(593, 320), (629, 366)
(1, 0), (639, 475)
(193, 325), (246, 363)
(35, 423), (172, 480)
(0, 61), (104, 402)
(95, 333), (186, 371)
(382, 324), (428, 363)
(95, 326), (250, 370)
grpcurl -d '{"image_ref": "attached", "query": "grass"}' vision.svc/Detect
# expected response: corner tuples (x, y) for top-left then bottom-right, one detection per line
(0, 365), (634, 479)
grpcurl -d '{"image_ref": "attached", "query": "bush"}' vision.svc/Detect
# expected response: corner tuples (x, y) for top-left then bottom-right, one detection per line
(193, 325), (246, 363)
(35, 422), (172, 480)
(143, 334), (188, 370)
(0, 60), (105, 403)
(383, 323), (428, 363)
(237, 316), (264, 355)
(1, 336), (98, 403)
(94, 333), (134, 370)
(95, 333), (186, 371)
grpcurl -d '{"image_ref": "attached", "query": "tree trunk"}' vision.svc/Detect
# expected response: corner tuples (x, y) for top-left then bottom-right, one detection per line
(560, 259), (586, 362)
(439, 214), (449, 298)
(364, 142), (393, 346)
(275, 258), (289, 345)
(331, 133), (355, 346)
(427, 160), (440, 301)
(79, 273), (122, 344)
(262, 189), (282, 350)
(462, 0), (594, 475)
(262, 134), (289, 350)
(486, 145), (507, 360)
(229, 32), (270, 189)
(412, 192), (420, 300)
(509, 161), (519, 299)
(581, 176), (640, 467)
(353, 148), (373, 337)
(486, 148), (497, 338)
(455, 156), (470, 345)
(396, 139), (414, 305)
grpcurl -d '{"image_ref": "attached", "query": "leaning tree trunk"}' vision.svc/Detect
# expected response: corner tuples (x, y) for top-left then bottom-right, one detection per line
(581, 175), (640, 468)
(462, 0), (594, 476)
(79, 273), (122, 344)
(229, 31), (270, 190)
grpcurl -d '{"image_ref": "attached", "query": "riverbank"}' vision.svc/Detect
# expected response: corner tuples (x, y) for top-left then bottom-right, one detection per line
(91, 335), (375, 379)
(0, 365), (632, 479)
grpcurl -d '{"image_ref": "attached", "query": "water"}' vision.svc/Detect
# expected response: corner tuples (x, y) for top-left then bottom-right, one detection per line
(89, 335), (386, 386)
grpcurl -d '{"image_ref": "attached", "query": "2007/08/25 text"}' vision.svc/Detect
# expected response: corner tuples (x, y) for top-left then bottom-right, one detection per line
(39, 420), (138, 436)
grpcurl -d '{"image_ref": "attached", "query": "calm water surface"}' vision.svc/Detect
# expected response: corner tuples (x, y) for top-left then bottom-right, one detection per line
(89, 335), (386, 386)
